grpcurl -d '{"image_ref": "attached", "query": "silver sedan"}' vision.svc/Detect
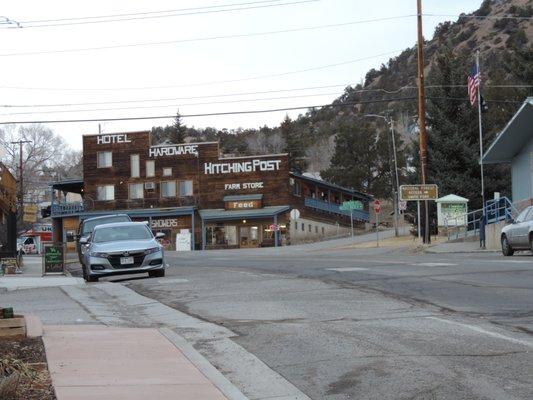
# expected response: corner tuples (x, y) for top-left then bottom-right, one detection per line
(501, 206), (533, 256)
(80, 222), (165, 282)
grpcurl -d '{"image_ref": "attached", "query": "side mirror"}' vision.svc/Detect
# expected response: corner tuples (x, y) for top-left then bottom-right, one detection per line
(155, 232), (165, 239)
(79, 236), (88, 244)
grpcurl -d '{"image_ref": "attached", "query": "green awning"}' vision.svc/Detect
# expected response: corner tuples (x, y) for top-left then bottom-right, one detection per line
(199, 205), (290, 221)
(223, 194), (263, 202)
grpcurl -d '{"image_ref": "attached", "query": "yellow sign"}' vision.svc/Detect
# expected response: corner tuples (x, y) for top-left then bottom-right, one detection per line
(24, 204), (39, 214)
(400, 184), (439, 201)
(23, 212), (37, 223)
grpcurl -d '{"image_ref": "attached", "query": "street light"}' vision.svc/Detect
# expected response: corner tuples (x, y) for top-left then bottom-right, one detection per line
(364, 114), (401, 237)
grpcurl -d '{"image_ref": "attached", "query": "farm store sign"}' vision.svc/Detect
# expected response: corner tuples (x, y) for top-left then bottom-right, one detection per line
(149, 144), (199, 157)
(225, 200), (262, 210)
(224, 182), (264, 190)
(204, 159), (281, 174)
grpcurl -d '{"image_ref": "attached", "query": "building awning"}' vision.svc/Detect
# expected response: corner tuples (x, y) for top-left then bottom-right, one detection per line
(223, 194), (263, 202)
(79, 206), (195, 220)
(49, 179), (84, 194)
(199, 205), (290, 221)
(483, 98), (533, 164)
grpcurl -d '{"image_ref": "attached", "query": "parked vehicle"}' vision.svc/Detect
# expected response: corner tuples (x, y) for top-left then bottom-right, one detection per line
(501, 206), (533, 256)
(80, 222), (165, 282)
(76, 214), (131, 263)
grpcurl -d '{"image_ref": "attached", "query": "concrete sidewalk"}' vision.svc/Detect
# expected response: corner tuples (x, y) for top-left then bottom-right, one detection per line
(43, 325), (231, 400)
(0, 256), (84, 290)
(426, 241), (499, 253)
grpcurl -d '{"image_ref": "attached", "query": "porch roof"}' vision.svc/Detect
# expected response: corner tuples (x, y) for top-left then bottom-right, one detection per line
(199, 205), (290, 221)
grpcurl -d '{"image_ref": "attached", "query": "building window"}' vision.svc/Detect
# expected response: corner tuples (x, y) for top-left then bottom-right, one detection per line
(308, 224), (312, 232)
(97, 185), (114, 201)
(322, 227), (325, 235)
(206, 225), (237, 246)
(301, 222), (305, 231)
(131, 154), (140, 178)
(97, 152), (112, 168)
(179, 180), (193, 197)
(163, 167), (172, 176)
(315, 226), (318, 234)
(293, 180), (301, 196)
(161, 181), (177, 198)
(146, 160), (155, 178)
(129, 183), (143, 199)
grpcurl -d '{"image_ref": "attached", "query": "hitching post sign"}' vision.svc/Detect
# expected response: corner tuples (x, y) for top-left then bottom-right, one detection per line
(400, 184), (439, 201)
(42, 244), (66, 275)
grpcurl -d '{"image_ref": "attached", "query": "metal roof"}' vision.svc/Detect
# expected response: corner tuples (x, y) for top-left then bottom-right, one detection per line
(483, 98), (533, 164)
(436, 194), (469, 203)
(290, 172), (373, 200)
(49, 179), (84, 194)
(199, 205), (290, 221)
(79, 206), (195, 220)
(223, 194), (263, 202)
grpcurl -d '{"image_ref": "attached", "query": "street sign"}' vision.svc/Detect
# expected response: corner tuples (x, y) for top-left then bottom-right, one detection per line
(269, 224), (280, 231)
(400, 184), (438, 201)
(339, 200), (363, 211)
(289, 209), (300, 220)
(373, 200), (381, 214)
(398, 201), (407, 211)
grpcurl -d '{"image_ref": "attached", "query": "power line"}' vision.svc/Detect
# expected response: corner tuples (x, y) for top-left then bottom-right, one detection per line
(2, 84), (530, 109)
(0, 15), (415, 57)
(0, 50), (403, 91)
(0, 97), (418, 125)
(1, 0), (318, 29)
(423, 13), (533, 21)
(0, 91), (347, 116)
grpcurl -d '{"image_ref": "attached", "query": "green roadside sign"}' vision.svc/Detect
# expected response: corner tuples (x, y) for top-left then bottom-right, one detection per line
(339, 200), (363, 211)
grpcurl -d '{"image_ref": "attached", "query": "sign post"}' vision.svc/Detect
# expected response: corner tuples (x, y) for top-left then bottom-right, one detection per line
(42, 243), (66, 276)
(340, 201), (363, 237)
(400, 185), (438, 241)
(373, 200), (381, 247)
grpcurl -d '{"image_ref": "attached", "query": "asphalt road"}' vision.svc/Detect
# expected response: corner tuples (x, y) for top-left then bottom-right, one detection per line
(84, 237), (533, 399)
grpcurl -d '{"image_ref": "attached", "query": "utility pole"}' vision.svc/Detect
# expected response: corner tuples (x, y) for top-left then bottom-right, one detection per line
(364, 114), (400, 236)
(10, 140), (32, 223)
(416, 0), (430, 244)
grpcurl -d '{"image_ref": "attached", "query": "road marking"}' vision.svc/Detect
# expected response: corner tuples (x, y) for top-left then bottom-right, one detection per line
(427, 317), (533, 349)
(416, 263), (457, 267)
(158, 278), (189, 284)
(326, 267), (369, 272)
(484, 260), (533, 264)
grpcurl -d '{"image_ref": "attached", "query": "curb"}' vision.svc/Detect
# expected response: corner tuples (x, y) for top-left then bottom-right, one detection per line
(23, 314), (43, 338)
(159, 327), (249, 400)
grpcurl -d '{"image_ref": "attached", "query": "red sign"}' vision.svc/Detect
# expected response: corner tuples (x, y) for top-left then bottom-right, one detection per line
(373, 200), (381, 214)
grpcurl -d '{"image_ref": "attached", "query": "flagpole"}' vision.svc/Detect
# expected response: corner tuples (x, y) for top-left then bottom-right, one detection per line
(476, 50), (486, 247)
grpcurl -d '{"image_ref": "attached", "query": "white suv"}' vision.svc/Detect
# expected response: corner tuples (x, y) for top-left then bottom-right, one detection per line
(501, 206), (533, 256)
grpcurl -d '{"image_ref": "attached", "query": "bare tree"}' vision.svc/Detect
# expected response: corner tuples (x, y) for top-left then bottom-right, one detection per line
(306, 135), (335, 173)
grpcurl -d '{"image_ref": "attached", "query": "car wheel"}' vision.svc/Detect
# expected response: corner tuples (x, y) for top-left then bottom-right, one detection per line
(501, 235), (514, 256)
(149, 269), (165, 278)
(530, 234), (533, 255)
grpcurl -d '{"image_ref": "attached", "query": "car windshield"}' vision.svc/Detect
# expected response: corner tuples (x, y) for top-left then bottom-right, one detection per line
(515, 207), (531, 223)
(92, 225), (152, 243)
(82, 216), (130, 234)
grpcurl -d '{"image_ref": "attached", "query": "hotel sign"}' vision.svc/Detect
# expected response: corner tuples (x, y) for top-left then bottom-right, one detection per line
(97, 134), (131, 144)
(149, 144), (198, 157)
(205, 159), (281, 175)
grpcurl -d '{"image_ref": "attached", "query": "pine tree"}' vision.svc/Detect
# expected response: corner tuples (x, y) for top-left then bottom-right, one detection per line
(280, 115), (307, 173)
(170, 112), (187, 144)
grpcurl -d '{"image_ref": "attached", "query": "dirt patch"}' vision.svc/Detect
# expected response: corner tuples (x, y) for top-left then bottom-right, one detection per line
(0, 337), (56, 400)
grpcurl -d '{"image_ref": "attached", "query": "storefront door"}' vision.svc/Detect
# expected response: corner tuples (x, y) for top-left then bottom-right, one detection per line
(239, 225), (260, 248)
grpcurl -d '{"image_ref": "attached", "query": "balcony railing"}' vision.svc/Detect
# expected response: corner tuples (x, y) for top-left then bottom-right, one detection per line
(51, 202), (85, 217)
(304, 197), (369, 222)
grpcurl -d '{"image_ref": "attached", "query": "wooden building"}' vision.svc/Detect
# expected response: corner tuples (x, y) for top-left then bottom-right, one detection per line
(0, 162), (18, 255)
(51, 131), (372, 251)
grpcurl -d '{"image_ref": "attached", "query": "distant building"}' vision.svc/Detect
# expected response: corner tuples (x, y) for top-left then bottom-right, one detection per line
(483, 98), (533, 210)
(50, 131), (373, 251)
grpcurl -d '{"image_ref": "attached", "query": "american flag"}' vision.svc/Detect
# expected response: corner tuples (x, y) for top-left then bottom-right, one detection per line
(467, 64), (480, 106)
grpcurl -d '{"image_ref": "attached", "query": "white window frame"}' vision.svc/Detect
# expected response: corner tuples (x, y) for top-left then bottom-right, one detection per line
(146, 160), (155, 178)
(130, 154), (140, 178)
(163, 167), (172, 177)
(129, 183), (144, 199)
(97, 185), (114, 201)
(160, 180), (177, 198)
(97, 151), (112, 168)
(178, 180), (193, 197)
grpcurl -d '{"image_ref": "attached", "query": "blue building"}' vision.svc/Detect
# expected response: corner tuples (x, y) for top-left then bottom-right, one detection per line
(483, 98), (533, 210)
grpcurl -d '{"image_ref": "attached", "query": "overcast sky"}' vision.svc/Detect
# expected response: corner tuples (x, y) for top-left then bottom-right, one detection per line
(0, 0), (481, 150)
